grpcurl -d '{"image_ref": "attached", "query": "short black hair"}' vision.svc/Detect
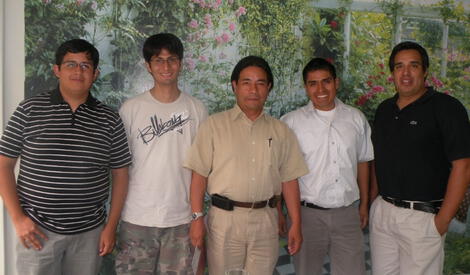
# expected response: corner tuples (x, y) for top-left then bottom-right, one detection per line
(143, 33), (184, 62)
(55, 39), (99, 70)
(302, 58), (336, 84)
(230, 56), (274, 91)
(389, 41), (429, 72)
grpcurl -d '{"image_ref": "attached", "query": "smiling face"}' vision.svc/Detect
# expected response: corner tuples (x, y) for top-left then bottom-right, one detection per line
(392, 49), (427, 99)
(305, 69), (338, 111)
(232, 66), (271, 119)
(53, 52), (98, 97)
(146, 48), (181, 87)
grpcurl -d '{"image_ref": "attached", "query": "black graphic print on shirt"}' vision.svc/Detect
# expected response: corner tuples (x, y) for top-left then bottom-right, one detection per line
(137, 113), (190, 145)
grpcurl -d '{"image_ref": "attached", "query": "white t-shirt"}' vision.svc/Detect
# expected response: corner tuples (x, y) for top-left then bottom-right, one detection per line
(119, 91), (208, 227)
(281, 98), (374, 208)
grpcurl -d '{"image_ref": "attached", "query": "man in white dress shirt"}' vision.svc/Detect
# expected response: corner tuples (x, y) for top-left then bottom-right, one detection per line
(281, 57), (374, 275)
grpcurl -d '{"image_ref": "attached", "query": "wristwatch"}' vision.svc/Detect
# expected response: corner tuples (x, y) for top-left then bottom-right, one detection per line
(191, 212), (204, 221)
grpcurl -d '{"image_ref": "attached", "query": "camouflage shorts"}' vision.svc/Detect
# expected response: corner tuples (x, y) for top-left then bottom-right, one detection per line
(115, 221), (194, 275)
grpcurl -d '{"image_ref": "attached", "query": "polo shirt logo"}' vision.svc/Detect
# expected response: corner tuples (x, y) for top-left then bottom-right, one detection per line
(409, 120), (418, 125)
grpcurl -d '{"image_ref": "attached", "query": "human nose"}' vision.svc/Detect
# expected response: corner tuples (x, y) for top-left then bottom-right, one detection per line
(248, 82), (258, 94)
(403, 65), (411, 75)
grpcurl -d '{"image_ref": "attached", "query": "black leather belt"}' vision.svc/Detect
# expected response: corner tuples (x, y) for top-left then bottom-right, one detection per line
(301, 201), (330, 210)
(211, 194), (280, 211)
(382, 196), (442, 214)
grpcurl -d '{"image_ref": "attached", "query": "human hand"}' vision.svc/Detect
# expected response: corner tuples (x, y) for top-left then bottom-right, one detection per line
(99, 225), (116, 256)
(287, 224), (302, 255)
(13, 215), (48, 250)
(190, 218), (205, 249)
(359, 203), (369, 229)
(434, 215), (449, 236)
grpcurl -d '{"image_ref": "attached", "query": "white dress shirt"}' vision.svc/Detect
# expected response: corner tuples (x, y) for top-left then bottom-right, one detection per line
(281, 98), (374, 208)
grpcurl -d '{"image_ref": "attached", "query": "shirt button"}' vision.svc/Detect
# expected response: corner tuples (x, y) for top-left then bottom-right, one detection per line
(252, 158), (255, 162)
(333, 161), (336, 164)
(332, 142), (335, 145)
(395, 116), (399, 119)
(335, 179), (338, 182)
(252, 141), (255, 145)
(251, 177), (255, 181)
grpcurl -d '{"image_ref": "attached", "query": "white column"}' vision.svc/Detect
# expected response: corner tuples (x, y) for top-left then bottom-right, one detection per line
(0, 0), (5, 270)
(2, 0), (25, 274)
(343, 10), (352, 80)
(441, 22), (449, 78)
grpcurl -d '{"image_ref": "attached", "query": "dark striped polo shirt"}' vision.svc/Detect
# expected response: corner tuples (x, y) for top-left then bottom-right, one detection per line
(0, 88), (132, 234)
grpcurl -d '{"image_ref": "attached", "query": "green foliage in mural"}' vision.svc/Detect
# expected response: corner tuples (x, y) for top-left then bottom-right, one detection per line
(25, 0), (106, 98)
(237, 0), (310, 117)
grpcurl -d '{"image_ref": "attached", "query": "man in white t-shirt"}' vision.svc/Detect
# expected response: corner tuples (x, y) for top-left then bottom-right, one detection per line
(115, 33), (208, 274)
(281, 58), (373, 275)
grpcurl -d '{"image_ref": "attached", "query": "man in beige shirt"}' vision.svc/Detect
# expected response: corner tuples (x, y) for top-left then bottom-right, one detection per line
(184, 56), (309, 275)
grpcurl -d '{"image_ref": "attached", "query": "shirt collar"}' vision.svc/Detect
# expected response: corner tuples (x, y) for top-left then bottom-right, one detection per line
(391, 86), (436, 107)
(305, 97), (344, 114)
(229, 104), (267, 122)
(50, 86), (98, 108)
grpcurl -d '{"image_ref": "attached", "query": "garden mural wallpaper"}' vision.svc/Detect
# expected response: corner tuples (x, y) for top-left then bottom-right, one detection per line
(25, 0), (470, 274)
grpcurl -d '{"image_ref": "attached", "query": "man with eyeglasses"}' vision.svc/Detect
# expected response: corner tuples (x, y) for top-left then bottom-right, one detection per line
(0, 39), (131, 274)
(115, 33), (207, 274)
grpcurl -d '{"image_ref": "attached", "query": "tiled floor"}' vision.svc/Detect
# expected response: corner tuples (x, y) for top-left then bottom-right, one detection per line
(274, 229), (371, 275)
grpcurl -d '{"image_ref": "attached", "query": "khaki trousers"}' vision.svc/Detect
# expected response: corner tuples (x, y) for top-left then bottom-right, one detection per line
(206, 206), (279, 275)
(370, 196), (445, 275)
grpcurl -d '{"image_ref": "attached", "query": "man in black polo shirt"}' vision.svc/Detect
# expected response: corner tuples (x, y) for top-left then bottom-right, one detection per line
(370, 41), (470, 275)
(0, 39), (131, 274)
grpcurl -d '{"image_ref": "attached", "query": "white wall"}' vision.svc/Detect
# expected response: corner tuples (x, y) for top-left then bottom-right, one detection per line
(1, 0), (25, 274)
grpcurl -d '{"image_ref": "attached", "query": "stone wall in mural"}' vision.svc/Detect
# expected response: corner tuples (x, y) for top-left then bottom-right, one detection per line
(25, 1), (470, 274)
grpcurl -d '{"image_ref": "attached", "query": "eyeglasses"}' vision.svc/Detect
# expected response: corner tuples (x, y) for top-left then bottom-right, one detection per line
(62, 61), (93, 71)
(151, 57), (180, 67)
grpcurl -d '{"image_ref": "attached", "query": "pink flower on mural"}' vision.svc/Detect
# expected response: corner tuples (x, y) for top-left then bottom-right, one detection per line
(325, 58), (334, 64)
(91, 1), (98, 9)
(372, 85), (385, 93)
(188, 19), (199, 29)
(212, 0), (222, 9)
(204, 14), (213, 28)
(229, 22), (236, 32)
(443, 90), (451, 95)
(76, 0), (85, 5)
(356, 94), (369, 106)
(431, 76), (444, 88)
(378, 63), (384, 69)
(219, 52), (227, 59)
(387, 76), (394, 83)
(228, 0), (234, 4)
(199, 55), (208, 62)
(185, 58), (196, 71)
(366, 80), (373, 87)
(329, 20), (338, 29)
(221, 33), (231, 43)
(236, 6), (247, 17)
(215, 36), (223, 44)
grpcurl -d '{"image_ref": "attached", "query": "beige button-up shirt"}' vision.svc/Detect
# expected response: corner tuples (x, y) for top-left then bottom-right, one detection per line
(184, 105), (309, 202)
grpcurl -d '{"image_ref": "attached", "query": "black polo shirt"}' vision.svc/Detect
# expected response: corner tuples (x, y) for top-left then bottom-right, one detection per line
(0, 88), (132, 234)
(372, 87), (470, 201)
